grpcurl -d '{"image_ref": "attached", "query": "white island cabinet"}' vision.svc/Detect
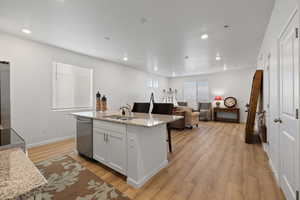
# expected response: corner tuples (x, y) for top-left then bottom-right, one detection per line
(93, 120), (127, 175)
(72, 111), (183, 188)
(126, 124), (168, 187)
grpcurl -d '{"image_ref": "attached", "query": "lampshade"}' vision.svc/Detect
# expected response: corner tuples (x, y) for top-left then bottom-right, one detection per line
(214, 96), (222, 101)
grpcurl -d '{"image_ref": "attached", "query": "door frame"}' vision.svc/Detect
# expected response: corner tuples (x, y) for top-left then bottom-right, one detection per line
(267, 48), (281, 184)
(264, 52), (271, 141)
(261, 52), (271, 154)
(277, 8), (300, 196)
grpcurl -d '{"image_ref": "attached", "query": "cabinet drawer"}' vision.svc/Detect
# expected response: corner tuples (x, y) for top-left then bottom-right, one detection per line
(93, 120), (126, 133)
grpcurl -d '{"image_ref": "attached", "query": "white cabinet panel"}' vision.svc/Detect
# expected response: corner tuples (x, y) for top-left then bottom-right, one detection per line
(93, 129), (108, 164)
(92, 119), (169, 187)
(93, 120), (127, 175)
(107, 131), (127, 174)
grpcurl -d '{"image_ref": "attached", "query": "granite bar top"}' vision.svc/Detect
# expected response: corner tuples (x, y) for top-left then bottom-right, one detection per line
(0, 148), (47, 200)
(0, 129), (26, 152)
(72, 111), (183, 127)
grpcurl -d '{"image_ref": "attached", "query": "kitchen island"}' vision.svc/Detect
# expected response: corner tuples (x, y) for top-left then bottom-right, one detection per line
(72, 111), (183, 188)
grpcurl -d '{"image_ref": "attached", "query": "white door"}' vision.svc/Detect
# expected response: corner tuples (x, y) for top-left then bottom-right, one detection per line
(107, 131), (127, 175)
(279, 11), (299, 200)
(93, 128), (108, 163)
(269, 49), (281, 181)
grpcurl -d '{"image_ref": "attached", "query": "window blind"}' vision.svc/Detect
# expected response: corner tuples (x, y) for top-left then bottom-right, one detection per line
(52, 62), (93, 110)
(183, 81), (210, 108)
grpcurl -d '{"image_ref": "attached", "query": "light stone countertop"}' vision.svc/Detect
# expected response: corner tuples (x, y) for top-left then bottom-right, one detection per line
(72, 111), (183, 127)
(0, 148), (47, 200)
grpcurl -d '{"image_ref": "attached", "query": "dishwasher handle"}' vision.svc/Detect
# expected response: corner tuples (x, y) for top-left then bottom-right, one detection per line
(77, 118), (92, 123)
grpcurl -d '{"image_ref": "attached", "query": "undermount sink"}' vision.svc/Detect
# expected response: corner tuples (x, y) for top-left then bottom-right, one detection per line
(103, 115), (136, 121)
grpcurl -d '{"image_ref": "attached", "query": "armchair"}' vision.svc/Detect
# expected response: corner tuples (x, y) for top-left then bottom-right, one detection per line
(198, 102), (212, 121)
(175, 106), (199, 128)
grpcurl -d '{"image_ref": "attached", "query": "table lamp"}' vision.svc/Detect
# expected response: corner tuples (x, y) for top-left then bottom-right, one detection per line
(214, 96), (222, 107)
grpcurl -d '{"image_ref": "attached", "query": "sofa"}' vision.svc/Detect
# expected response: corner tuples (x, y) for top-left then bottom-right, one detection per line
(170, 106), (200, 128)
(177, 102), (188, 106)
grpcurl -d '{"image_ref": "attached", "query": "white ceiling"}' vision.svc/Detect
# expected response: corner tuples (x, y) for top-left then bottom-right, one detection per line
(0, 0), (274, 77)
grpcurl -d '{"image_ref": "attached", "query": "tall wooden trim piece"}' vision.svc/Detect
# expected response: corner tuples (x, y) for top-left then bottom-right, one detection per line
(245, 70), (263, 144)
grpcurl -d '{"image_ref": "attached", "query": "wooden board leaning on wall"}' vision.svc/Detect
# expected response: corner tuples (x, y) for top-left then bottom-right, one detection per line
(245, 70), (263, 144)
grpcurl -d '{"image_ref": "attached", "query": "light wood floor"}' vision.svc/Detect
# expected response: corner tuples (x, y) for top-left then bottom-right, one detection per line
(28, 122), (285, 200)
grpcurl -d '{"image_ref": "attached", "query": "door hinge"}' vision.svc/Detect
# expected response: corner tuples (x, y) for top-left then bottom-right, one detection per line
(296, 190), (299, 200)
(296, 28), (299, 39)
(296, 109), (299, 119)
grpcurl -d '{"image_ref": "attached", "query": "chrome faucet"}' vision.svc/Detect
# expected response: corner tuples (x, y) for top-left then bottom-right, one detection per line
(120, 104), (132, 115)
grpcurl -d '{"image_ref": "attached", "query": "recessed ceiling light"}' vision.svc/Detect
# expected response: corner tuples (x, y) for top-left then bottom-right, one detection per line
(21, 28), (31, 34)
(154, 66), (158, 71)
(123, 57), (128, 61)
(201, 34), (208, 39)
(216, 56), (221, 61)
(140, 17), (148, 24)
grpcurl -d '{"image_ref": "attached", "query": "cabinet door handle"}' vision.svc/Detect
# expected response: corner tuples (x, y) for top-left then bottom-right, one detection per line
(103, 133), (106, 141)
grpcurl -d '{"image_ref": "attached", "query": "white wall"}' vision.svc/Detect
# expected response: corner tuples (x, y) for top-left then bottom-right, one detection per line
(0, 32), (168, 147)
(258, 0), (298, 59)
(168, 68), (255, 122)
(257, 0), (298, 185)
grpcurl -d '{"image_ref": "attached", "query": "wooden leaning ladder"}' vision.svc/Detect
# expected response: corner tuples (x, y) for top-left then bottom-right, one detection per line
(245, 70), (263, 144)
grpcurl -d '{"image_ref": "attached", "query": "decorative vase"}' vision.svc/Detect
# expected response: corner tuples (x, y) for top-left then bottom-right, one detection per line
(96, 92), (101, 111)
(101, 95), (107, 112)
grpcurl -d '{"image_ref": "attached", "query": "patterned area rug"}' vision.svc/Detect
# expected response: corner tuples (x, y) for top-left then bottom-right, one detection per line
(35, 155), (130, 200)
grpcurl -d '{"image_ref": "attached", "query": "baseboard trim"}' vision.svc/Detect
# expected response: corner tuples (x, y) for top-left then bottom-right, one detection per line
(262, 143), (268, 153)
(269, 158), (279, 186)
(127, 160), (168, 188)
(27, 135), (75, 149)
(261, 143), (280, 186)
(262, 144), (279, 185)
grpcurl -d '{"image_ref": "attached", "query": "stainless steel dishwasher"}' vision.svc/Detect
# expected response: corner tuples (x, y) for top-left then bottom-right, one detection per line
(76, 117), (93, 159)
